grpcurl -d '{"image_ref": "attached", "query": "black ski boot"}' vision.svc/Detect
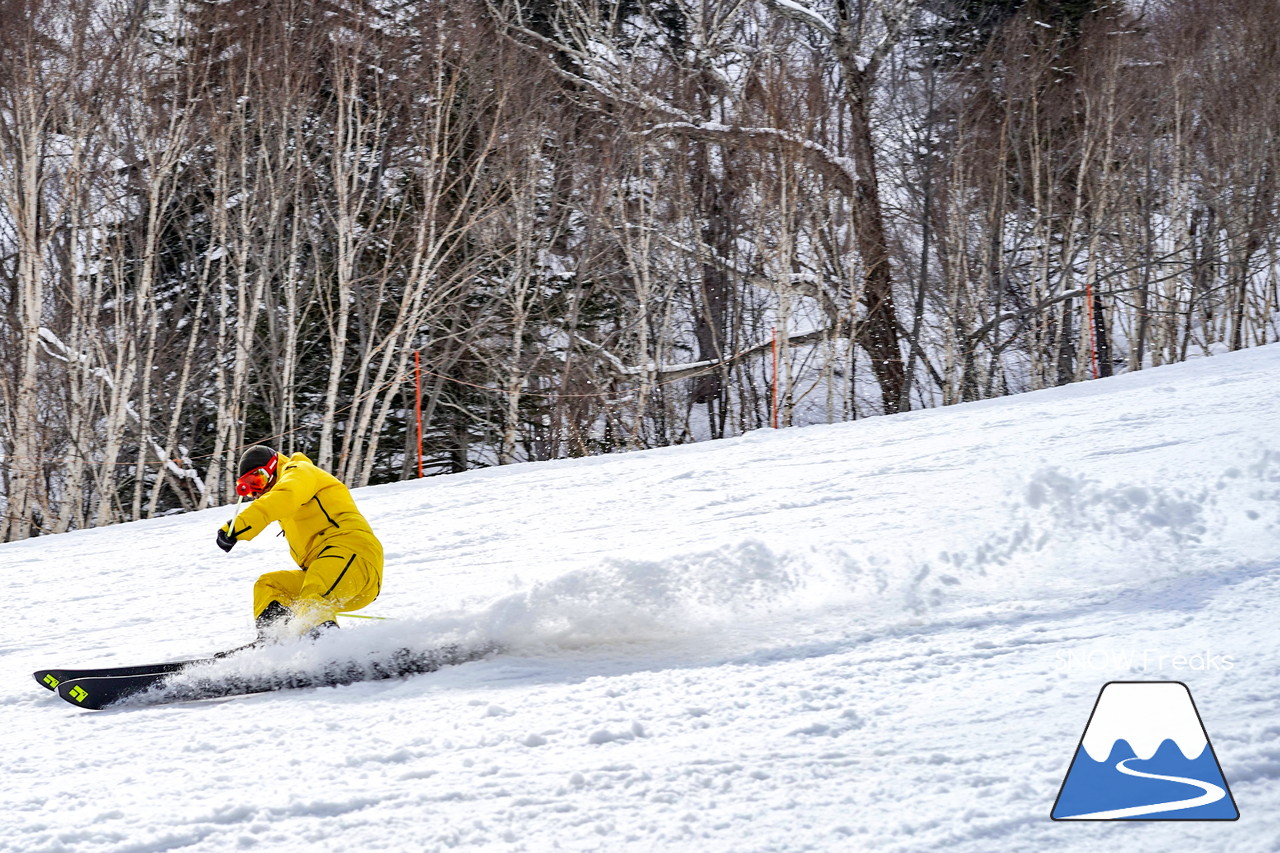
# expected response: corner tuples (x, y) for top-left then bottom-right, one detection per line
(305, 619), (340, 641)
(254, 600), (293, 644)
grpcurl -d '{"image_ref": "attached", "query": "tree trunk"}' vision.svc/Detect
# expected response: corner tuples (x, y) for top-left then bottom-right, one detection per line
(832, 12), (906, 414)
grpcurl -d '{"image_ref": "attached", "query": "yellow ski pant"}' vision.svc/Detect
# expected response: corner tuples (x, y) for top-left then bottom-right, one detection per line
(252, 541), (382, 632)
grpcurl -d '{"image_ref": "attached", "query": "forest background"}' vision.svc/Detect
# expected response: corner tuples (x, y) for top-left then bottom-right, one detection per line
(2, 0), (1277, 541)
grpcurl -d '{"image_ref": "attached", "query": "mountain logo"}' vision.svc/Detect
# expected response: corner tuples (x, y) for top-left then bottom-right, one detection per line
(1051, 681), (1239, 820)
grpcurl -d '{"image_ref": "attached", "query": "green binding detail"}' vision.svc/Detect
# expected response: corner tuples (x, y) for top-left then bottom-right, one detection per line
(43, 674), (60, 689)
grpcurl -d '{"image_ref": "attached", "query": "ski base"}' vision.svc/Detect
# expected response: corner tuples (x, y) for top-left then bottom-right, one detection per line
(54, 644), (497, 710)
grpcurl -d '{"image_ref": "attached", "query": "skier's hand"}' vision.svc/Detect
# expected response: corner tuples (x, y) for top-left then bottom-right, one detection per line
(216, 524), (237, 553)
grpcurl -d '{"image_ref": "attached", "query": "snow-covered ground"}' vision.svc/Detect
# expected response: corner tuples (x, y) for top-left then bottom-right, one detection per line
(5, 344), (1279, 852)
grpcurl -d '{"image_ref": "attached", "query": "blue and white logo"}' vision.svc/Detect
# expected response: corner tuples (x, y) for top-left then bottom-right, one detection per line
(1052, 681), (1239, 820)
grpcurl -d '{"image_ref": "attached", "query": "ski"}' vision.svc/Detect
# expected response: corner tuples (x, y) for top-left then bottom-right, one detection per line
(56, 671), (173, 709)
(34, 643), (260, 692)
(54, 643), (498, 710)
(37, 661), (193, 691)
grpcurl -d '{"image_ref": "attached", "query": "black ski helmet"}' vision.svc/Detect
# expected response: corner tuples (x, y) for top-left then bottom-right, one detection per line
(238, 444), (279, 478)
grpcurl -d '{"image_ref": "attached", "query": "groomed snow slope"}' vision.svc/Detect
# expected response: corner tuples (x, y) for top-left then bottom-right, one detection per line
(4, 344), (1280, 852)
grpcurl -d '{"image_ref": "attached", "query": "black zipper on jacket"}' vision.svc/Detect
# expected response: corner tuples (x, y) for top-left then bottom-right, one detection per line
(322, 554), (356, 598)
(312, 494), (340, 529)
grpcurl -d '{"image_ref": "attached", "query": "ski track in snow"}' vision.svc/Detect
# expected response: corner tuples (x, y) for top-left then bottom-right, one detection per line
(4, 344), (1280, 852)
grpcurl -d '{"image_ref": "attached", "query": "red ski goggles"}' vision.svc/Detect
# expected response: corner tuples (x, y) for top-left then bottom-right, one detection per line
(235, 457), (279, 498)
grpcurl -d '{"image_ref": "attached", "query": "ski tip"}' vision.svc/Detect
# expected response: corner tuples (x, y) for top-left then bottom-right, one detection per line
(33, 670), (63, 692)
(56, 679), (106, 710)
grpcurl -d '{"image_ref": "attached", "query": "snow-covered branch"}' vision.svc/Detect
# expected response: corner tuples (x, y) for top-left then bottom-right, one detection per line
(650, 230), (825, 302)
(37, 328), (206, 495)
(576, 326), (835, 383)
(761, 0), (837, 38)
(643, 121), (857, 195)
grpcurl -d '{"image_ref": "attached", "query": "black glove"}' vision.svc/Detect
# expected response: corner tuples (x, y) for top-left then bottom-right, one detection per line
(216, 525), (237, 553)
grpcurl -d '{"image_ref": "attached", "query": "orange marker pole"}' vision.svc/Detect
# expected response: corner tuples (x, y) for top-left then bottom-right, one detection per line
(1085, 282), (1100, 380)
(414, 350), (424, 478)
(771, 327), (780, 429)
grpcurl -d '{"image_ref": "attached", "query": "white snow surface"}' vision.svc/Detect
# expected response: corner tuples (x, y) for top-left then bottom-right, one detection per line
(5, 345), (1280, 852)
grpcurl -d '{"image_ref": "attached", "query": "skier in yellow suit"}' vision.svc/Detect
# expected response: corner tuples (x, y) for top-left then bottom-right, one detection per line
(216, 445), (383, 640)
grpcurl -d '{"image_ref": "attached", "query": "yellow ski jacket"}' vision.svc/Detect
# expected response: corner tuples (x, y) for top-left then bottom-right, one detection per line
(229, 453), (382, 569)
